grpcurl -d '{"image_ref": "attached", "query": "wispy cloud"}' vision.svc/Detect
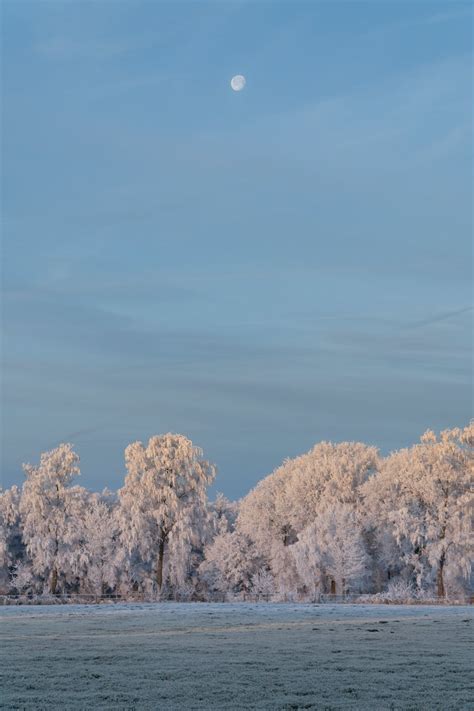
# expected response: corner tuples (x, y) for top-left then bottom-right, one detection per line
(407, 306), (473, 329)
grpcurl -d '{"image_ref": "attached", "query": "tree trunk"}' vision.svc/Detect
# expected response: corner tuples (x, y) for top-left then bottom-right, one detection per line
(156, 538), (165, 590)
(51, 523), (60, 595)
(437, 551), (446, 598)
(50, 567), (58, 595)
(436, 511), (448, 599)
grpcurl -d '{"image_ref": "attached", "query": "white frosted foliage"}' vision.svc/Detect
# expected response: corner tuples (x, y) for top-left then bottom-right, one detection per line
(0, 425), (471, 600)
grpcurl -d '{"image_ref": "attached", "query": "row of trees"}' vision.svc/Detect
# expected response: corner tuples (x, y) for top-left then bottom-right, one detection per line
(1, 425), (472, 601)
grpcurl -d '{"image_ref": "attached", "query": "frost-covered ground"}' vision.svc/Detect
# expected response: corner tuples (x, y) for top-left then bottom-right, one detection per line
(1, 603), (472, 710)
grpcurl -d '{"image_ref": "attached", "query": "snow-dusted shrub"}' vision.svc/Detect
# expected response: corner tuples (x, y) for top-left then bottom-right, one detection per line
(11, 561), (40, 595)
(383, 578), (417, 601)
(359, 578), (441, 604)
(250, 569), (275, 597)
(200, 526), (263, 595)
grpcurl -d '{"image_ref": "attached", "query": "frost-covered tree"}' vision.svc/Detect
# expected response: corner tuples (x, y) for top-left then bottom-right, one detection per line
(238, 441), (378, 595)
(318, 504), (368, 595)
(237, 464), (299, 595)
(282, 441), (380, 529)
(291, 526), (325, 600)
(20, 443), (83, 594)
(200, 522), (264, 596)
(2, 424), (471, 602)
(209, 493), (239, 534)
(78, 491), (120, 595)
(119, 434), (215, 593)
(11, 561), (39, 596)
(0, 486), (22, 592)
(292, 504), (369, 598)
(363, 424), (473, 597)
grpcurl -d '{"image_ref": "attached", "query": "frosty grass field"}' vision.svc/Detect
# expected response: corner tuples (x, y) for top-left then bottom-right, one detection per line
(1, 603), (472, 710)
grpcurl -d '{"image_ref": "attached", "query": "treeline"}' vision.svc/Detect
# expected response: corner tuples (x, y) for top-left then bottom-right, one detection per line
(0, 425), (472, 601)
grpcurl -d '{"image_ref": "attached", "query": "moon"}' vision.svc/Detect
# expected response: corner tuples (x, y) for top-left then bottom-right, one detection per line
(231, 74), (246, 92)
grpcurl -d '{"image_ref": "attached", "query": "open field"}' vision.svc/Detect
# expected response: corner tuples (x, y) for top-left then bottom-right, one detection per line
(1, 603), (472, 710)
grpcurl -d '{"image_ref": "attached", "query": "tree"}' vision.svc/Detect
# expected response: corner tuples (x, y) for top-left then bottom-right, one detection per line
(292, 504), (368, 598)
(200, 516), (264, 596)
(319, 503), (369, 595)
(20, 443), (82, 594)
(362, 424), (473, 597)
(291, 523), (325, 600)
(78, 491), (120, 595)
(119, 433), (215, 593)
(209, 493), (239, 533)
(0, 486), (22, 593)
(11, 561), (38, 596)
(238, 441), (378, 595)
(2, 424), (470, 602)
(282, 441), (380, 530)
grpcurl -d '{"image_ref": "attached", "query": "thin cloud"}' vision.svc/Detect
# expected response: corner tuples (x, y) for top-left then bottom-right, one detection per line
(59, 424), (110, 442)
(407, 306), (472, 329)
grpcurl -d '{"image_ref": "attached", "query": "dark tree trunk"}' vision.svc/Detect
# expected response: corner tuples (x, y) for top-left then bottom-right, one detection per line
(50, 567), (58, 595)
(436, 511), (448, 599)
(51, 501), (60, 595)
(437, 551), (446, 598)
(156, 538), (165, 590)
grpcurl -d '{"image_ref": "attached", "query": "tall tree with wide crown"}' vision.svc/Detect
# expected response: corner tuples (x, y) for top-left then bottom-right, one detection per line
(119, 433), (215, 592)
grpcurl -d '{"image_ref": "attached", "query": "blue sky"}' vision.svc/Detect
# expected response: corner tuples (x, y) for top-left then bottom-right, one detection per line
(2, 1), (472, 499)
